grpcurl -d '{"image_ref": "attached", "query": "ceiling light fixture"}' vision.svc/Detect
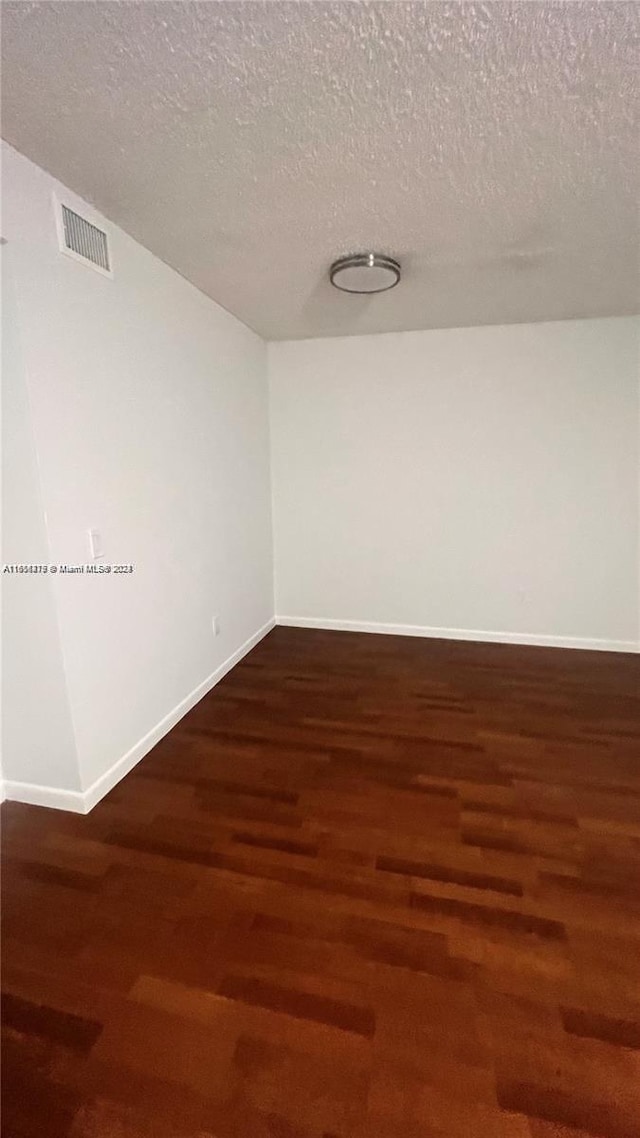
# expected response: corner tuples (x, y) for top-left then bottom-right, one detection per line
(330, 252), (401, 294)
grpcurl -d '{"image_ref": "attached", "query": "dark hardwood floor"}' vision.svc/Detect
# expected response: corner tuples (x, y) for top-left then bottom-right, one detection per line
(2, 626), (640, 1138)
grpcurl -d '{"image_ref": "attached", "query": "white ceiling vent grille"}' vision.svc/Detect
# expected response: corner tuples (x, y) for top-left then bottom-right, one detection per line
(54, 196), (112, 277)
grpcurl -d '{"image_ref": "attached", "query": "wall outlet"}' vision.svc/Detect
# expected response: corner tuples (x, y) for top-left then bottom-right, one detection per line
(212, 615), (221, 637)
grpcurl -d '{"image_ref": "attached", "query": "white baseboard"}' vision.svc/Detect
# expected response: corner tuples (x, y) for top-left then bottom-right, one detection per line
(3, 613), (635, 818)
(0, 779), (85, 813)
(81, 616), (275, 812)
(2, 617), (276, 816)
(276, 615), (639, 654)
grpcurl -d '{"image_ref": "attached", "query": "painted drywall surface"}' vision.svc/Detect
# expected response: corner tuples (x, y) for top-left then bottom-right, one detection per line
(1, 242), (80, 789)
(2, 142), (273, 792)
(270, 318), (640, 645)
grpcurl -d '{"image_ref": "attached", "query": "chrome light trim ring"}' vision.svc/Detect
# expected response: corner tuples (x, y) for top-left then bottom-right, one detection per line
(329, 252), (401, 293)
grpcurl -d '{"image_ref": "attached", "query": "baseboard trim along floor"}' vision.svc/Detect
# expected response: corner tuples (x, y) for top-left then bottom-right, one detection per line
(2, 617), (276, 814)
(4, 614), (636, 815)
(276, 615), (639, 654)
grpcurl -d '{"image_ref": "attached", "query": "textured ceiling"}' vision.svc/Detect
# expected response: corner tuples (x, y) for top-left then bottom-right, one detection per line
(2, 1), (639, 340)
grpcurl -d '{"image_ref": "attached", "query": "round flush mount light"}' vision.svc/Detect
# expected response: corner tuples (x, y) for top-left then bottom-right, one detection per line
(329, 252), (401, 294)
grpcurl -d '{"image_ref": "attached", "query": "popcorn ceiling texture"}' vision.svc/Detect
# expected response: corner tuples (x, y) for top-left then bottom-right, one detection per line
(2, 1), (638, 340)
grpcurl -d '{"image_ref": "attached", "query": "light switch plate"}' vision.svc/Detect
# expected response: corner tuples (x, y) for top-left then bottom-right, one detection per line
(88, 528), (104, 560)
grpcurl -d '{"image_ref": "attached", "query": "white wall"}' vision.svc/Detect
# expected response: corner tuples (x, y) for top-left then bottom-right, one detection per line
(2, 242), (80, 792)
(270, 319), (639, 650)
(2, 142), (274, 803)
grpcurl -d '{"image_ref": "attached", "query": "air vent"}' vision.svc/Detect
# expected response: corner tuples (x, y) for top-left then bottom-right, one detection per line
(54, 196), (112, 277)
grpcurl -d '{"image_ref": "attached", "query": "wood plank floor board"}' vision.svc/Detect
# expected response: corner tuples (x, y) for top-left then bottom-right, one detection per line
(2, 626), (639, 1136)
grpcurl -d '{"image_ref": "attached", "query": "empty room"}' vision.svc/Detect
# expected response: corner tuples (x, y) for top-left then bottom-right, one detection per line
(1, 1), (639, 1135)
